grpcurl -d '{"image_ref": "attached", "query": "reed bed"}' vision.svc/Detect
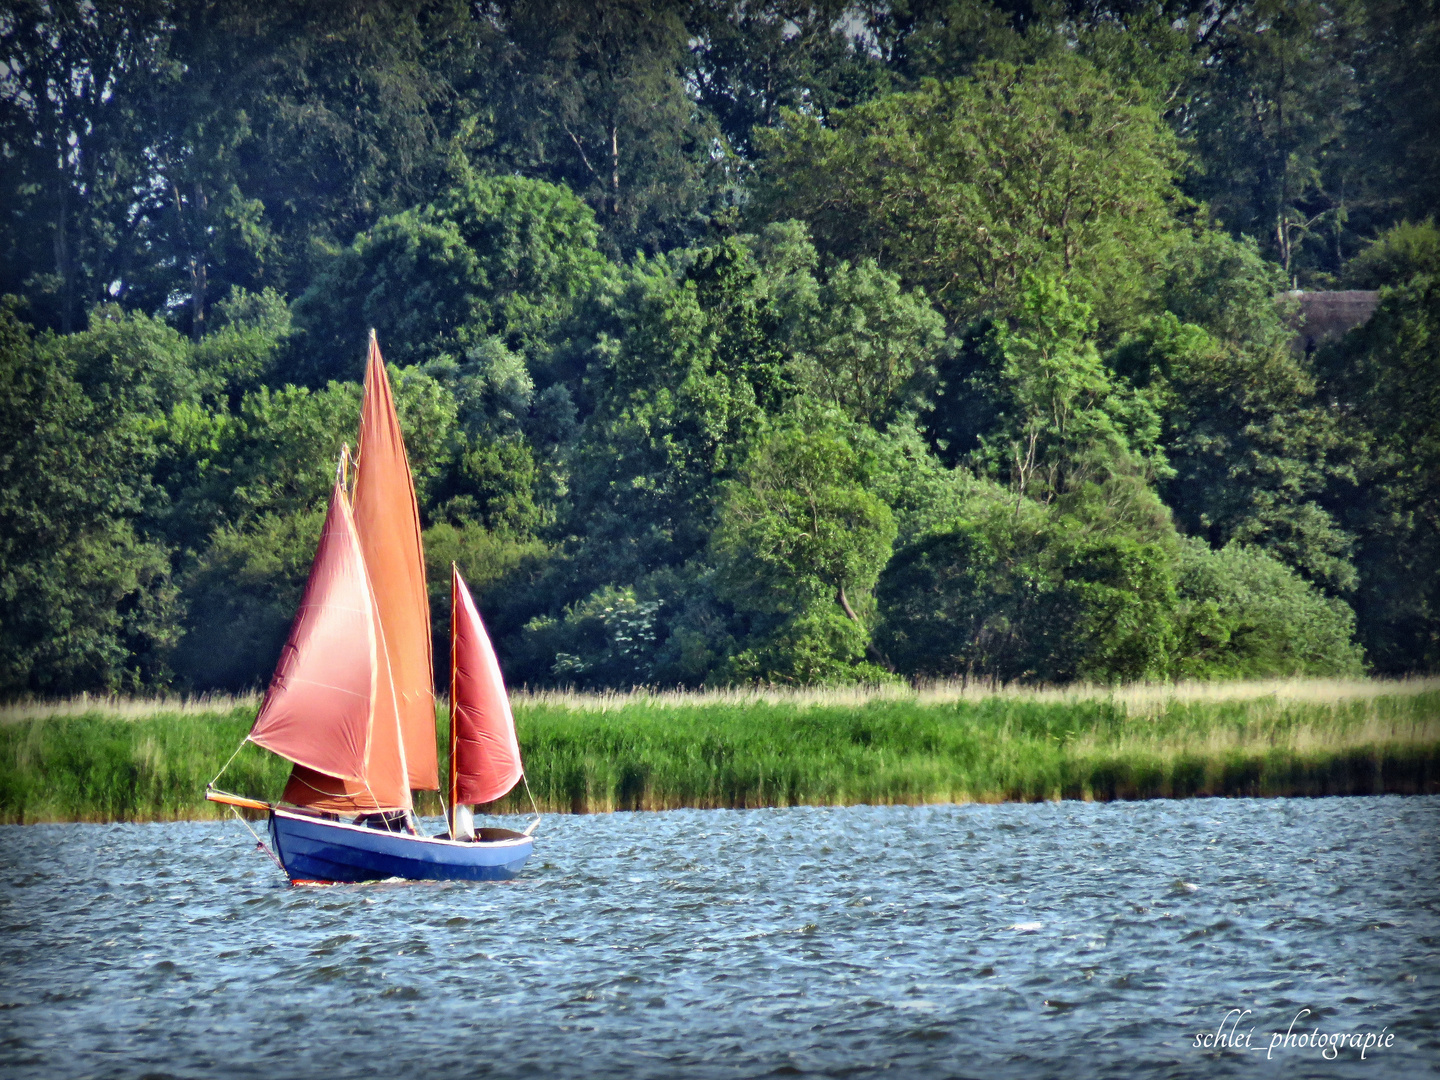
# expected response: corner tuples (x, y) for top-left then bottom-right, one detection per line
(514, 676), (1440, 712)
(1, 681), (1436, 822)
(0, 691), (262, 723)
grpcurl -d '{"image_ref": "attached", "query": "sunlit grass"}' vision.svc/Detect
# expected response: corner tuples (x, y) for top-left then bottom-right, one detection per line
(1, 680), (1436, 822)
(5, 677), (1433, 722)
(499, 686), (1440, 813)
(512, 676), (1440, 712)
(0, 691), (261, 723)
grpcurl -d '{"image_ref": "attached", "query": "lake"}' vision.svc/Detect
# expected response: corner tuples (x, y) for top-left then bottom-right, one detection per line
(1, 797), (1436, 1079)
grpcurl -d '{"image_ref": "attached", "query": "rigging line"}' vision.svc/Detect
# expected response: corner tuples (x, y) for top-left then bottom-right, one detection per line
(521, 772), (542, 837)
(360, 776), (415, 833)
(228, 806), (286, 875)
(207, 737), (249, 792)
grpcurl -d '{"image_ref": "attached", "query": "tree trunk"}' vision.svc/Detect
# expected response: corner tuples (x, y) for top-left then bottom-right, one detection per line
(54, 182), (73, 334)
(610, 123), (620, 218)
(836, 584), (894, 671)
(190, 255), (207, 342)
(190, 180), (208, 341)
(173, 179), (209, 341)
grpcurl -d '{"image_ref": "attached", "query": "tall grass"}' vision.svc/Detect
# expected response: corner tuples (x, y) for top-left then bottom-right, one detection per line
(0, 704), (278, 823)
(1, 680), (1437, 822)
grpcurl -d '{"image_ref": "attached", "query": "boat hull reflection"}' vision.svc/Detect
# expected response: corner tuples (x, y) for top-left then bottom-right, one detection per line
(270, 808), (532, 883)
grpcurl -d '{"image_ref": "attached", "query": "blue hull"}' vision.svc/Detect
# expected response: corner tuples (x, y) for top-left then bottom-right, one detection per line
(269, 809), (532, 883)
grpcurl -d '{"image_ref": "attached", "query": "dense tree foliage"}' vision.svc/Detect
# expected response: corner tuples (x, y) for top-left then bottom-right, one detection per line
(2, 1), (1437, 695)
(752, 55), (1188, 330)
(1317, 242), (1440, 674)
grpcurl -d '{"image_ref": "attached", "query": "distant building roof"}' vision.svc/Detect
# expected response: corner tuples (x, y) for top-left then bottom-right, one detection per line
(1282, 290), (1380, 355)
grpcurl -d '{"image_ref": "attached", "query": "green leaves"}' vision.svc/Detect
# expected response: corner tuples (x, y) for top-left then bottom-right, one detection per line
(790, 257), (947, 425)
(0, 303), (182, 693)
(169, 509), (323, 692)
(491, 0), (729, 256)
(753, 55), (1186, 329)
(292, 170), (611, 382)
(1173, 540), (1365, 680)
(1317, 263), (1440, 673)
(712, 419), (897, 684)
(11, 3), (1438, 692)
(715, 421), (897, 615)
(875, 491), (1178, 685)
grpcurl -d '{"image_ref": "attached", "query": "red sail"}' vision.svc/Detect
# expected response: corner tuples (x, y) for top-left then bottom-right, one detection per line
(450, 565), (523, 806)
(249, 482), (377, 785)
(354, 332), (439, 792)
(279, 615), (412, 814)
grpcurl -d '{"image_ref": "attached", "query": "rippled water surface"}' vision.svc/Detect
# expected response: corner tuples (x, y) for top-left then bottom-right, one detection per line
(2, 798), (1437, 1079)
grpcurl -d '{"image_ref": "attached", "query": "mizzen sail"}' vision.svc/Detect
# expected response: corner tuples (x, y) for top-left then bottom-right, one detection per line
(450, 565), (523, 806)
(354, 332), (439, 792)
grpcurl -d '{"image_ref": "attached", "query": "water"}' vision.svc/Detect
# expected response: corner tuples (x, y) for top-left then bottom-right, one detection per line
(2, 798), (1436, 1080)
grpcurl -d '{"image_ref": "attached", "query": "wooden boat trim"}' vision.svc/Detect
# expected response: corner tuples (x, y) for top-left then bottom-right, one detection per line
(206, 788), (272, 812)
(271, 807), (532, 848)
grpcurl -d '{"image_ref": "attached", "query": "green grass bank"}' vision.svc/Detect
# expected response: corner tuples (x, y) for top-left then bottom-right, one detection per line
(2, 680), (1438, 823)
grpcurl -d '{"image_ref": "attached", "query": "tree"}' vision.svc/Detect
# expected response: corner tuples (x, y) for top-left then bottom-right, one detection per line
(688, 0), (891, 158)
(516, 584), (665, 689)
(0, 1), (173, 331)
(423, 520), (549, 686)
(563, 239), (786, 588)
(195, 0), (476, 290)
(1183, 0), (1363, 281)
(1173, 539), (1365, 679)
(788, 255), (948, 426)
(292, 167), (613, 383)
(1317, 268), (1440, 672)
(0, 303), (188, 692)
(169, 508), (321, 691)
(875, 487), (1178, 684)
(713, 418), (897, 682)
(1110, 231), (1356, 590)
(715, 420), (896, 618)
(0, 0), (489, 332)
(752, 55), (1187, 330)
(1344, 1), (1440, 244)
(982, 275), (1167, 503)
(1342, 218), (1440, 289)
(487, 0), (729, 257)
(862, 0), (1032, 86)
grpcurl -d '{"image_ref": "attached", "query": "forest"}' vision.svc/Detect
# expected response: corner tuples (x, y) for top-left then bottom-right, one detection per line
(1, 0), (1437, 697)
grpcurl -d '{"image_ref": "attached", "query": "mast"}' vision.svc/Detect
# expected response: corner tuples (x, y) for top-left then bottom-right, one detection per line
(449, 565), (460, 836)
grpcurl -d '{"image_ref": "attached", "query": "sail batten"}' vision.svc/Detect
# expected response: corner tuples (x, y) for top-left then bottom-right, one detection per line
(354, 333), (439, 792)
(450, 565), (524, 807)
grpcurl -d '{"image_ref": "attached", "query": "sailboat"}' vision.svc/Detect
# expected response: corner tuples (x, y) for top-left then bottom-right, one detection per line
(206, 332), (535, 883)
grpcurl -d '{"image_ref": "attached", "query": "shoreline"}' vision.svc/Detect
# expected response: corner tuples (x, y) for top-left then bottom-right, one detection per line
(2, 679), (1437, 823)
(6, 787), (1439, 827)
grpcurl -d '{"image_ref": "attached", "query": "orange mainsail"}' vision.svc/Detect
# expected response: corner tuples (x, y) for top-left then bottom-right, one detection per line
(450, 565), (524, 806)
(354, 332), (439, 792)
